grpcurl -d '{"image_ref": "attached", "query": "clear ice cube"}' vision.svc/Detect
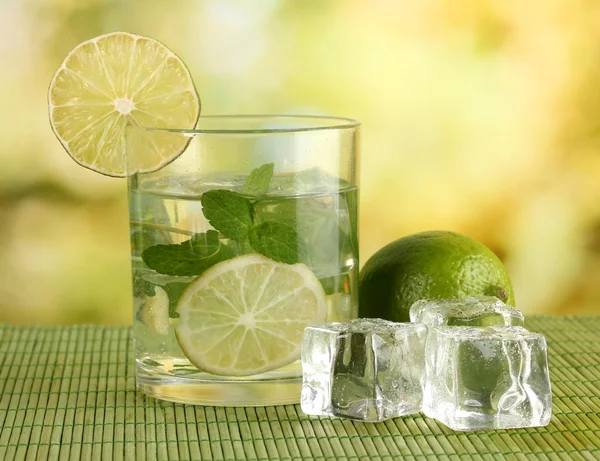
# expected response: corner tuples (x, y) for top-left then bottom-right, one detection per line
(423, 326), (552, 431)
(301, 318), (427, 422)
(410, 296), (524, 327)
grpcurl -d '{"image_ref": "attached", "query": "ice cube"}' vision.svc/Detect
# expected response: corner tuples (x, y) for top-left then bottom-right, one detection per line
(301, 318), (427, 422)
(410, 296), (524, 327)
(423, 326), (552, 431)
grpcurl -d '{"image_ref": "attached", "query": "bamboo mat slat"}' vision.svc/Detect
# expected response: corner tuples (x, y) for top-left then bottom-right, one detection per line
(0, 317), (598, 460)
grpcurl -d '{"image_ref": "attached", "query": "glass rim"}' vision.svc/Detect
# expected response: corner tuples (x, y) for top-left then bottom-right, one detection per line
(126, 114), (360, 135)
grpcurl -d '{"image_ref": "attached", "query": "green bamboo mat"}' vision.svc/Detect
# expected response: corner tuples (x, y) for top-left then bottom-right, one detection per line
(0, 318), (598, 461)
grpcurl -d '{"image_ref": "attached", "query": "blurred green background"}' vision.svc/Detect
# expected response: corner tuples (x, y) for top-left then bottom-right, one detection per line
(1, 0), (599, 325)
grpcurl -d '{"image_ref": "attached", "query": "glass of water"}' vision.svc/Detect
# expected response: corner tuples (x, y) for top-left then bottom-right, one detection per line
(126, 115), (360, 405)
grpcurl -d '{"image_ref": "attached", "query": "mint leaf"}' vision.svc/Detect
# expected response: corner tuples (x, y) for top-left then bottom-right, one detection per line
(249, 221), (307, 264)
(253, 195), (355, 280)
(141, 230), (234, 276)
(200, 190), (253, 240)
(163, 282), (188, 318)
(243, 163), (274, 195)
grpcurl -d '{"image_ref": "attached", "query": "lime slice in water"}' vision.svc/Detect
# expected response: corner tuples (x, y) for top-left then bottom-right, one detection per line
(48, 32), (200, 177)
(175, 254), (327, 376)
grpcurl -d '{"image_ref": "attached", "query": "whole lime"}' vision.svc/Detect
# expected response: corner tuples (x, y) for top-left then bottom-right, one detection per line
(358, 231), (515, 322)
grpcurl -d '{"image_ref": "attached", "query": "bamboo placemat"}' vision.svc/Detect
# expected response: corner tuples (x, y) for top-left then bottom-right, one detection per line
(0, 317), (598, 461)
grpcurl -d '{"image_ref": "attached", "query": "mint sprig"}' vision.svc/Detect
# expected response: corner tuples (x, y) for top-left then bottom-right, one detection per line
(243, 162), (273, 195)
(141, 230), (234, 276)
(141, 163), (325, 276)
(252, 193), (356, 279)
(200, 190), (253, 240)
(249, 221), (308, 264)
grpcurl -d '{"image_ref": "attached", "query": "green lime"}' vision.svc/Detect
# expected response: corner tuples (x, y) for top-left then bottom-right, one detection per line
(358, 231), (515, 322)
(175, 254), (327, 376)
(48, 32), (200, 177)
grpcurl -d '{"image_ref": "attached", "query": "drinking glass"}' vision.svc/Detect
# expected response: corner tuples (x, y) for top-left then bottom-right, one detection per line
(126, 115), (360, 405)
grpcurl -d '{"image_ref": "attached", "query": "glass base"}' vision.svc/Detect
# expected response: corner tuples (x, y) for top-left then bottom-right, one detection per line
(135, 360), (302, 406)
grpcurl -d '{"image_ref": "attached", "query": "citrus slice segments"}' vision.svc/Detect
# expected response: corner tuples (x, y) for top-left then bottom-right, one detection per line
(175, 254), (327, 376)
(48, 32), (200, 177)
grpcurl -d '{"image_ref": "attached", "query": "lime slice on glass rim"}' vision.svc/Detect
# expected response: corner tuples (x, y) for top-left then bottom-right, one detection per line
(48, 31), (200, 177)
(175, 254), (328, 377)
